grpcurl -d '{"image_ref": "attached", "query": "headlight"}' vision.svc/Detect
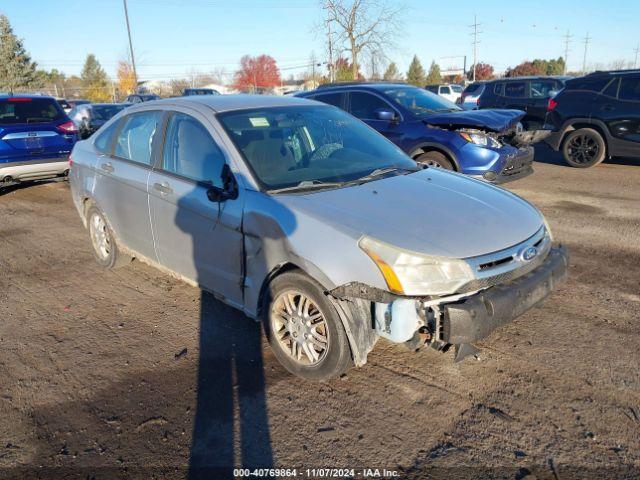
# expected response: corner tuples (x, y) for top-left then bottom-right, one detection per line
(542, 217), (554, 241)
(460, 131), (502, 148)
(359, 236), (475, 296)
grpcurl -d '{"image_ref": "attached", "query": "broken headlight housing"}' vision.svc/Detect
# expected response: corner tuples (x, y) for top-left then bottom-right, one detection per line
(359, 236), (475, 296)
(460, 131), (502, 148)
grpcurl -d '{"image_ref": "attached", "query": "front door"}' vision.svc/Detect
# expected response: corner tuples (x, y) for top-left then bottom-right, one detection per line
(148, 110), (244, 306)
(348, 91), (404, 145)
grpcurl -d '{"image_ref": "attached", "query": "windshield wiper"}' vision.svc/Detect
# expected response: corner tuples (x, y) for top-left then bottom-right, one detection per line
(352, 166), (419, 185)
(267, 179), (346, 194)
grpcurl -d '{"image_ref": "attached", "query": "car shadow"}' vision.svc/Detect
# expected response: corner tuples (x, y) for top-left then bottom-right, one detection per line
(0, 178), (63, 197)
(533, 143), (640, 167)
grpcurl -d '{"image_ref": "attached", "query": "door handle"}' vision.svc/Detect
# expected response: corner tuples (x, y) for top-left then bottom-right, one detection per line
(100, 162), (114, 173)
(601, 104), (614, 111)
(153, 182), (173, 195)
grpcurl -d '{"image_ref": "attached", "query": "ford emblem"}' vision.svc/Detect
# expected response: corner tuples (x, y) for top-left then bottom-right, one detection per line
(520, 246), (538, 262)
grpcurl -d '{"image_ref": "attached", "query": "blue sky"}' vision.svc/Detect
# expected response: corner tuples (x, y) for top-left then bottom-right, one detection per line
(2, 0), (639, 81)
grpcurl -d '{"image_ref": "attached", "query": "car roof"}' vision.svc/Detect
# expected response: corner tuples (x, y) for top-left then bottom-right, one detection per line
(0, 94), (57, 100)
(585, 68), (640, 77)
(133, 94), (318, 113)
(490, 76), (571, 82)
(312, 81), (409, 92)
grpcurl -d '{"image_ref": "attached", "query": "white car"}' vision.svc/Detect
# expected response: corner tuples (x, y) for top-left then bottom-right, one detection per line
(425, 84), (463, 103)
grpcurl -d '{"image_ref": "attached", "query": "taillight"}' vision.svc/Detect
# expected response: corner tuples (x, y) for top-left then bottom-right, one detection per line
(547, 98), (558, 111)
(8, 97), (32, 102)
(68, 156), (74, 167)
(57, 121), (78, 134)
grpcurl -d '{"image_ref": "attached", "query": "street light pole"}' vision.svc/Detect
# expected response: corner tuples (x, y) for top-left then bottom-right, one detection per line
(123, 0), (138, 90)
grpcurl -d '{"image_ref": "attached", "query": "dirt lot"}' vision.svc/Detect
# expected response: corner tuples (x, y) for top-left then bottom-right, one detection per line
(0, 146), (638, 479)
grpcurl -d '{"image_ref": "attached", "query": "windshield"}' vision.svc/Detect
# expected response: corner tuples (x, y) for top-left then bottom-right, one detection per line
(0, 98), (65, 124)
(218, 105), (417, 190)
(383, 87), (461, 115)
(91, 105), (126, 121)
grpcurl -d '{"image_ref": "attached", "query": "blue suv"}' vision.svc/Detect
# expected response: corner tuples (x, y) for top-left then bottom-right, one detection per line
(0, 95), (77, 187)
(297, 83), (534, 183)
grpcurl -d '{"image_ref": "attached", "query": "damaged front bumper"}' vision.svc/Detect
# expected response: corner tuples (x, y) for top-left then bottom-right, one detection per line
(473, 146), (535, 184)
(369, 245), (569, 361)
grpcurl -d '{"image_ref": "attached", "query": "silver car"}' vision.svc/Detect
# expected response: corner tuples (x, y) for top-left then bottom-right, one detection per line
(69, 95), (568, 381)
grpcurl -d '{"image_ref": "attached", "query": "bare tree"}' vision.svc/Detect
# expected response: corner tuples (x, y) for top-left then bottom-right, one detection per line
(322, 0), (403, 80)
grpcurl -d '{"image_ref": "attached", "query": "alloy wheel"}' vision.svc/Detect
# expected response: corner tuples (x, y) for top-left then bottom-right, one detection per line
(270, 290), (329, 366)
(89, 213), (111, 261)
(567, 133), (599, 165)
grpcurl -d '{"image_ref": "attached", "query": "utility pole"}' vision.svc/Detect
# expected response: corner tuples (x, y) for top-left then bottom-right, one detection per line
(469, 14), (482, 82)
(582, 32), (591, 74)
(634, 43), (640, 69)
(122, 0), (138, 91)
(327, 19), (334, 83)
(562, 29), (572, 75)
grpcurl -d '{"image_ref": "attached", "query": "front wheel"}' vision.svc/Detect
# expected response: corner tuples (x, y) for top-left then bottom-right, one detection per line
(562, 128), (606, 168)
(263, 271), (352, 381)
(414, 151), (454, 170)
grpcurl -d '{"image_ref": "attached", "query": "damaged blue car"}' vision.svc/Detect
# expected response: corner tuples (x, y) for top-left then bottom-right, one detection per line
(297, 83), (543, 184)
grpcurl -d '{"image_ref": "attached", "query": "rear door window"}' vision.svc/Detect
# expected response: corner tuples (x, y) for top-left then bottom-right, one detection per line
(493, 83), (504, 95)
(602, 78), (620, 98)
(504, 82), (526, 98)
(618, 75), (640, 101)
(94, 119), (121, 154)
(0, 98), (65, 125)
(440, 86), (451, 95)
(565, 77), (610, 92)
(114, 111), (163, 165)
(311, 92), (345, 109)
(530, 80), (557, 98)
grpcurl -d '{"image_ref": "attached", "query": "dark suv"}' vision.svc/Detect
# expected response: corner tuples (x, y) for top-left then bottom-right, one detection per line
(545, 70), (640, 167)
(477, 77), (569, 129)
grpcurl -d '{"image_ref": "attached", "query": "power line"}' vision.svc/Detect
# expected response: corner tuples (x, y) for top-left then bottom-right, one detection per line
(582, 31), (591, 73)
(469, 14), (482, 81)
(634, 43), (640, 69)
(562, 29), (572, 74)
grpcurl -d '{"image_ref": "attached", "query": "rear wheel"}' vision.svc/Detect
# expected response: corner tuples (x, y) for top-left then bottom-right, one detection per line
(562, 128), (606, 168)
(263, 271), (352, 381)
(414, 151), (454, 170)
(86, 206), (130, 269)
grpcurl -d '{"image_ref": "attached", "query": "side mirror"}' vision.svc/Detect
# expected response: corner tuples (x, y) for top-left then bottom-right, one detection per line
(207, 164), (238, 202)
(375, 109), (396, 121)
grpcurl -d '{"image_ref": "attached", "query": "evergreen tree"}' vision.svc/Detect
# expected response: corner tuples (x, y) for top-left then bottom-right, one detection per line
(81, 54), (110, 102)
(406, 55), (426, 86)
(383, 62), (402, 81)
(0, 14), (37, 92)
(425, 61), (442, 85)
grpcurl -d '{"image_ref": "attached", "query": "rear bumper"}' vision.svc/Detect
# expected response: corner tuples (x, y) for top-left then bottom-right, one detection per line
(544, 130), (563, 151)
(0, 157), (70, 181)
(443, 245), (568, 344)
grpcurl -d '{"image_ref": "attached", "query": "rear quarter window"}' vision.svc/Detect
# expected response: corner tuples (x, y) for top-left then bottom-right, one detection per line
(0, 98), (65, 124)
(565, 77), (610, 93)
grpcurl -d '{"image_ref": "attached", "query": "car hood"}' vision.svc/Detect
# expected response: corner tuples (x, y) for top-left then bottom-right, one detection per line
(276, 168), (543, 259)
(421, 109), (525, 132)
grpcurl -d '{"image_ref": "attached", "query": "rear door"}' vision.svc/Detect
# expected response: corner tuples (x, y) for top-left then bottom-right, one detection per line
(602, 74), (640, 156)
(0, 97), (75, 163)
(92, 110), (163, 260)
(148, 109), (244, 305)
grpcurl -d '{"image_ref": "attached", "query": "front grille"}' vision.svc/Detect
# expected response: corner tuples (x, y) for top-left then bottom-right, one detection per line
(456, 227), (551, 294)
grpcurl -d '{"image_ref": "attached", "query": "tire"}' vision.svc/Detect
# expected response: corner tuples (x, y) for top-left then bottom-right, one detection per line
(86, 206), (130, 269)
(415, 151), (454, 170)
(562, 128), (606, 168)
(262, 271), (352, 381)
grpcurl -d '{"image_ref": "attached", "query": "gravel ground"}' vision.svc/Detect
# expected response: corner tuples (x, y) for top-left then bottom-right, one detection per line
(0, 146), (638, 480)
